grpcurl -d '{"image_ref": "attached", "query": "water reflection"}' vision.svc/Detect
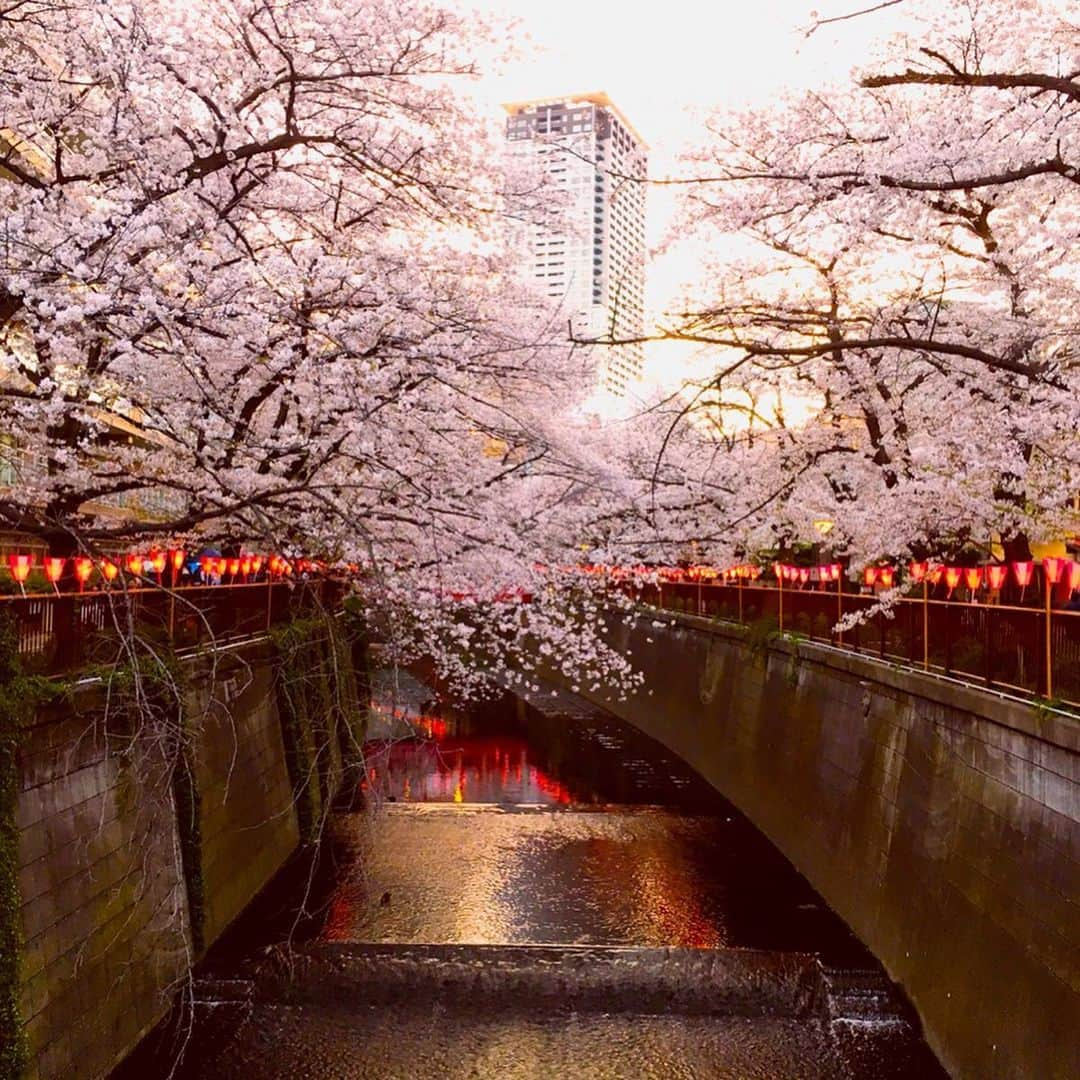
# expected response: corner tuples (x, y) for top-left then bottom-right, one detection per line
(361, 672), (719, 810)
(318, 674), (872, 959)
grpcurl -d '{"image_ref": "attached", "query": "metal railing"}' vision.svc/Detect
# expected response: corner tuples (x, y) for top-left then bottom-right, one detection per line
(637, 580), (1080, 709)
(1, 579), (341, 675)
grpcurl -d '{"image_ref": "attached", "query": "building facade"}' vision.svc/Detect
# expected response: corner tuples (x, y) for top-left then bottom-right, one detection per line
(504, 93), (647, 401)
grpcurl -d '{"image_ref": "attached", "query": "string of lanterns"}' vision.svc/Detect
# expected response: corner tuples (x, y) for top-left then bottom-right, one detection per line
(619, 557), (1080, 600)
(2, 549), (359, 593)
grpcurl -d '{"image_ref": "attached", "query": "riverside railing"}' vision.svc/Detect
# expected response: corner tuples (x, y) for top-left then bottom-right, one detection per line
(0, 579), (340, 676)
(638, 580), (1080, 709)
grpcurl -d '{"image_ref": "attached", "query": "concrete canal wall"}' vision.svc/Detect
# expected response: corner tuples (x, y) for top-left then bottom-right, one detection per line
(12, 621), (366, 1080)
(556, 610), (1079, 1080)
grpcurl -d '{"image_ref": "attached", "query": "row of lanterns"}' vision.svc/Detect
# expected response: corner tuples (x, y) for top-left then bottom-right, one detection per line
(719, 557), (1080, 596)
(651, 557), (1079, 597)
(3, 550), (343, 591)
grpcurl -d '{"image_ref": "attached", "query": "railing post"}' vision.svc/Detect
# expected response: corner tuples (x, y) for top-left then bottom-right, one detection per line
(923, 579), (929, 671)
(1045, 574), (1054, 700)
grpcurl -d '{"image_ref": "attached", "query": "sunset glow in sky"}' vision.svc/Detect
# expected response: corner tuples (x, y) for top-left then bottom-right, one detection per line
(467, 0), (918, 404)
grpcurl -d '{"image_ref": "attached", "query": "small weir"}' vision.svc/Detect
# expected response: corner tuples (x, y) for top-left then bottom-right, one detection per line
(118, 672), (947, 1078)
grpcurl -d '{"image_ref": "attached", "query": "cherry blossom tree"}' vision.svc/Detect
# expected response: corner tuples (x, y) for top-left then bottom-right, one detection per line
(0, 0), (653, 691)
(651, 0), (1080, 568)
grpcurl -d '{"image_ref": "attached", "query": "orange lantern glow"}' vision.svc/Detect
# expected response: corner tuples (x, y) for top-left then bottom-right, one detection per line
(101, 559), (119, 583)
(126, 553), (142, 575)
(908, 561), (928, 583)
(772, 562), (783, 580)
(170, 548), (185, 572)
(928, 565), (944, 586)
(878, 567), (895, 588)
(963, 567), (982, 591)
(73, 557), (94, 587)
(749, 566), (762, 580)
(944, 567), (962, 594)
(829, 563), (842, 582)
(7, 554), (32, 584)
(1012, 561), (1034, 588)
(798, 567), (810, 585)
(251, 556), (263, 574)
(863, 566), (878, 587)
(1043, 556), (1066, 585)
(227, 557), (241, 577)
(986, 564), (1008, 591)
(44, 556), (65, 584)
(150, 550), (167, 575)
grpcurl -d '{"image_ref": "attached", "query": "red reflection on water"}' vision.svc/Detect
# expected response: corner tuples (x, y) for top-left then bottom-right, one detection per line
(364, 724), (577, 805)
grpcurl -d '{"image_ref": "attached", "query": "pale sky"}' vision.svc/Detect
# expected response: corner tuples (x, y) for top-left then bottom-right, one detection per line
(465, 0), (918, 399)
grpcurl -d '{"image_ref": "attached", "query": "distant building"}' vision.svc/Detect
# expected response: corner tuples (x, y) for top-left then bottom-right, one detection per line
(504, 92), (646, 401)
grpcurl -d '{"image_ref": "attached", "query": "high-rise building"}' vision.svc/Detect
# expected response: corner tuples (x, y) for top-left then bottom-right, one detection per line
(504, 93), (646, 400)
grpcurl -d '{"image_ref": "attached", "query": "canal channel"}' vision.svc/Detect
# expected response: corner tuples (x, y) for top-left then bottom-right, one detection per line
(115, 669), (947, 1078)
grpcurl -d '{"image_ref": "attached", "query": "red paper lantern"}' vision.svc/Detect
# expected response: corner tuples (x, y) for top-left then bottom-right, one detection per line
(749, 566), (762, 580)
(944, 567), (962, 592)
(73, 557), (94, 586)
(1012, 560), (1034, 588)
(44, 556), (65, 583)
(796, 567), (808, 585)
(1068, 561), (1080, 594)
(863, 566), (878, 587)
(170, 548), (185, 571)
(1043, 556), (1067, 585)
(101, 559), (119, 582)
(927, 564), (943, 586)
(878, 567), (895, 588)
(963, 567), (982, 591)
(908, 561), (928, 583)
(772, 562), (783, 580)
(251, 556), (263, 574)
(986, 564), (1008, 590)
(227, 557), (241, 576)
(240, 557), (252, 576)
(126, 553), (142, 575)
(829, 563), (843, 582)
(150, 550), (167, 574)
(7, 554), (31, 584)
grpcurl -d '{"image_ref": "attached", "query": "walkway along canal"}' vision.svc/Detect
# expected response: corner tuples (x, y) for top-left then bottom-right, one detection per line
(116, 669), (947, 1079)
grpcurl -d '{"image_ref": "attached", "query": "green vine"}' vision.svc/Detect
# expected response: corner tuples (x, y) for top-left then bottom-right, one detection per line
(271, 613), (368, 842)
(743, 616), (780, 661)
(0, 613), (58, 1078)
(272, 618), (329, 844)
(171, 711), (205, 955)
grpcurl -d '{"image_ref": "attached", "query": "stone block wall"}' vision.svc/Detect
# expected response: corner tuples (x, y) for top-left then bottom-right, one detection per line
(12, 616), (367, 1080)
(561, 610), (1079, 1080)
(17, 701), (188, 1080)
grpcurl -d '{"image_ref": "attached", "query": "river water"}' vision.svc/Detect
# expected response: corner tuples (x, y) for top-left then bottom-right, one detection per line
(118, 672), (946, 1079)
